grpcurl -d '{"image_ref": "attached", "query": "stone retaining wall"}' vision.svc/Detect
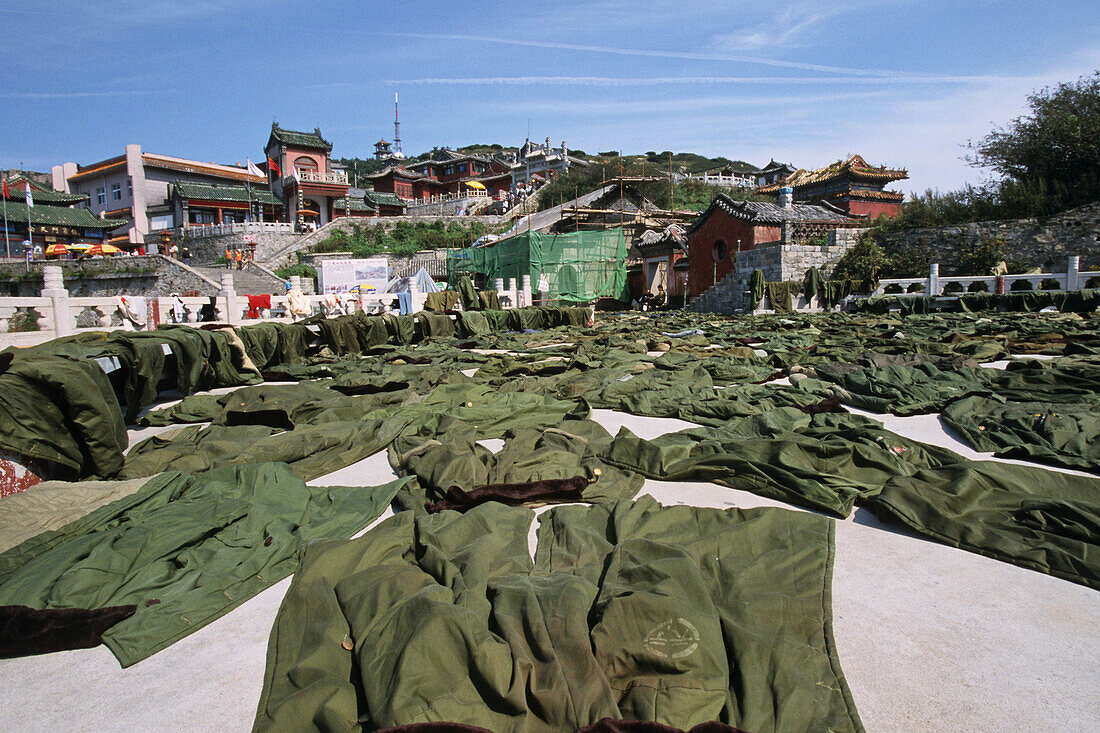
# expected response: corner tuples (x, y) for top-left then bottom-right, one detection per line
(875, 202), (1100, 275)
(0, 255), (219, 297)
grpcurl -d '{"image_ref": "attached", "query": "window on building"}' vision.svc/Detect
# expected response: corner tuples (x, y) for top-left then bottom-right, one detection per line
(713, 239), (728, 262)
(294, 156), (318, 174)
(111, 183), (121, 201)
(96, 187), (106, 204)
(127, 179), (133, 199)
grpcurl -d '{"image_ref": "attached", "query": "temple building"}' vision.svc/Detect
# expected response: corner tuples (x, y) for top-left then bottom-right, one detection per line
(264, 124), (349, 226)
(2, 174), (124, 255)
(373, 139), (404, 161)
(511, 137), (587, 187)
(755, 160), (798, 187)
(51, 145), (269, 249)
(757, 154), (908, 218)
(168, 181), (281, 228)
(407, 149), (512, 198)
(685, 190), (857, 297)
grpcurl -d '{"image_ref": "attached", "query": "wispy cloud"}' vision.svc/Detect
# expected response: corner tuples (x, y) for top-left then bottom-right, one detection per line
(385, 75), (1016, 87)
(708, 0), (911, 52)
(0, 90), (153, 99)
(378, 32), (942, 78)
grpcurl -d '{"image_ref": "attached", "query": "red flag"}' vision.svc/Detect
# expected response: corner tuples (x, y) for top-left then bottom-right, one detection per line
(2, 178), (8, 199)
(267, 156), (281, 177)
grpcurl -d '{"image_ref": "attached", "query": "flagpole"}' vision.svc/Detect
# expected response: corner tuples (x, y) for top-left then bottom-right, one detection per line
(2, 187), (9, 259)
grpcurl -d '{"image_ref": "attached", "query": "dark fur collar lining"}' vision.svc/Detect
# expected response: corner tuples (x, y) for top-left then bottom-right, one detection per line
(426, 476), (590, 513)
(0, 604), (136, 657)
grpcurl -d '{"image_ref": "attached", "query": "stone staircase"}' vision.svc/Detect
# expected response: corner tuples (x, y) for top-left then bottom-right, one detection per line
(688, 272), (748, 314)
(190, 264), (289, 295)
(259, 220), (349, 268)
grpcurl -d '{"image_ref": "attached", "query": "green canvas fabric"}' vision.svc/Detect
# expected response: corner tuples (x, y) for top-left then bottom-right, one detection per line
(868, 461), (1100, 590)
(941, 394), (1100, 473)
(600, 410), (949, 516)
(140, 393), (226, 426)
(0, 348), (127, 479)
(456, 275), (480, 311)
(765, 281), (795, 312)
(802, 267), (824, 302)
(252, 497), (861, 732)
(388, 418), (642, 511)
(146, 325), (264, 395)
(455, 310), (490, 336)
(478, 290), (501, 310)
(810, 361), (992, 415)
(0, 476), (149, 554)
(749, 269), (765, 309)
(382, 313), (416, 345)
(820, 279), (851, 309)
(0, 462), (410, 667)
(424, 291), (461, 312)
(419, 311), (455, 339)
(119, 416), (413, 481)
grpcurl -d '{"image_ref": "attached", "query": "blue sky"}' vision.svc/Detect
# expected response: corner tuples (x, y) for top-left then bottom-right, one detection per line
(2, 1), (1097, 195)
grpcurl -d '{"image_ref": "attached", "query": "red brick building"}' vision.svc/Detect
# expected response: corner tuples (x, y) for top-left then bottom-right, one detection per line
(409, 150), (512, 198)
(685, 193), (856, 297)
(366, 149), (512, 202)
(757, 154), (908, 218)
(364, 164), (443, 201)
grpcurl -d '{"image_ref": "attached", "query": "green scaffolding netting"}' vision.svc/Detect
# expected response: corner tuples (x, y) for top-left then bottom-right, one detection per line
(448, 228), (628, 303)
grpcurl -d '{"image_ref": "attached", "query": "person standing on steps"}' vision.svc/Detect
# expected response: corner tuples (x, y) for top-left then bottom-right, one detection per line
(235, 249), (243, 270)
(225, 247), (233, 269)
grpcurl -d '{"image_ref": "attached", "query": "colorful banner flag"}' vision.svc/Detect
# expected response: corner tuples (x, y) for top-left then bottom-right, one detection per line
(267, 156), (281, 178)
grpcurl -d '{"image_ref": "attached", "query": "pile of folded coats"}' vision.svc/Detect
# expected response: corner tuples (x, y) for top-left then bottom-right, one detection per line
(1, 304), (1098, 732)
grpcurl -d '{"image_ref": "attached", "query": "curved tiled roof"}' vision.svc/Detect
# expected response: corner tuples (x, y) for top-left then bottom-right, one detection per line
(268, 124), (333, 152)
(686, 194), (856, 236)
(758, 154), (907, 194)
(170, 181), (280, 205)
(1, 200), (126, 229)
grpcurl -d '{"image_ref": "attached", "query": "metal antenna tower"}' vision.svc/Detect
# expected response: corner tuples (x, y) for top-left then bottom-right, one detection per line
(394, 92), (402, 155)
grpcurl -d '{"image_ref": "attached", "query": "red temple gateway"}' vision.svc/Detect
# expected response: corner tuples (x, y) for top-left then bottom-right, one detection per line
(758, 154), (908, 218)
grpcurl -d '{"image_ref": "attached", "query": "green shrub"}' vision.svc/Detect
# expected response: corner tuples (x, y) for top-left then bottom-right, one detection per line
(1086, 276), (1100, 289)
(832, 234), (889, 284)
(942, 281), (964, 294)
(8, 310), (39, 332)
(1010, 278), (1034, 291)
(967, 280), (989, 292)
(883, 283), (903, 294)
(906, 282), (926, 293)
(1039, 278), (1061, 290)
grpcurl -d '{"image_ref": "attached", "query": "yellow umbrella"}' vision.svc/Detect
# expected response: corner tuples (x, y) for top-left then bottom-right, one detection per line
(86, 243), (122, 256)
(45, 244), (69, 257)
(465, 180), (486, 190)
(68, 242), (93, 252)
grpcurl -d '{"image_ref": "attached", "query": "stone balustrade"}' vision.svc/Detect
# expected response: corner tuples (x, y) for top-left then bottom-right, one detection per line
(297, 169), (347, 185)
(0, 265), (537, 347)
(872, 256), (1098, 296)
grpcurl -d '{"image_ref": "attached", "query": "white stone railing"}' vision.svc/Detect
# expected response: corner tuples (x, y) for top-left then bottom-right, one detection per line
(297, 169), (348, 185)
(871, 256), (1099, 297)
(183, 222), (296, 239)
(0, 268), (536, 347)
(688, 173), (755, 187)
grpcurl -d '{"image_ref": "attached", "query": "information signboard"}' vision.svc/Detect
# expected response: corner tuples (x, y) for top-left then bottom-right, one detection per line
(318, 257), (389, 295)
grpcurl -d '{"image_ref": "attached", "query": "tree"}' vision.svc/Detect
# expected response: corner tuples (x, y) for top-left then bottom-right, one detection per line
(969, 71), (1100, 191)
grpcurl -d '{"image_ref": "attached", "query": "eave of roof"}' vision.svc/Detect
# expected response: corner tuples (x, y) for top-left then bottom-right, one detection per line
(171, 181), (280, 205)
(3, 200), (128, 229)
(268, 124), (333, 152)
